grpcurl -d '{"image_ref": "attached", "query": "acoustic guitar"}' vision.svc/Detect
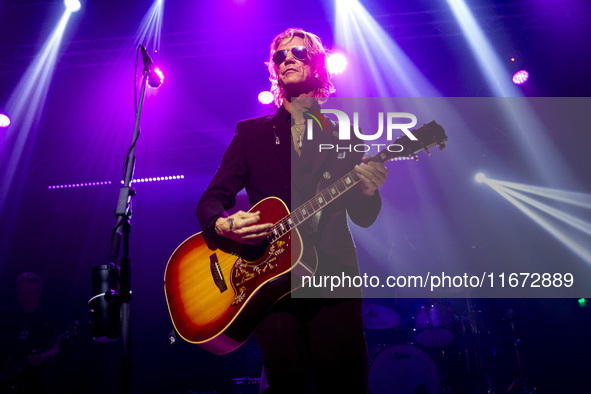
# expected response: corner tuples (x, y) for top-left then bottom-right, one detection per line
(164, 121), (448, 354)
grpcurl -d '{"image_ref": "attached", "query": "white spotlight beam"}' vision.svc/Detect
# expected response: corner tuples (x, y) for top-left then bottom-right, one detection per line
(136, 0), (165, 54)
(446, 0), (519, 97)
(495, 184), (591, 237)
(64, 0), (81, 12)
(1, 10), (73, 211)
(334, 0), (440, 97)
(483, 180), (591, 264)
(336, 5), (387, 95)
(493, 179), (591, 210)
(447, 0), (579, 187)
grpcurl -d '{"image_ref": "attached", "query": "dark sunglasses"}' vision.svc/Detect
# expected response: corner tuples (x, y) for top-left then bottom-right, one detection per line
(272, 46), (308, 65)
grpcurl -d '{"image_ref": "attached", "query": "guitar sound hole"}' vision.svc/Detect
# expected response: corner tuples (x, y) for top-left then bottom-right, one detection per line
(241, 240), (269, 262)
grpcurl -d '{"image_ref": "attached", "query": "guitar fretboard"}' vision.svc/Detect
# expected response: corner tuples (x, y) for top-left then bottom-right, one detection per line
(266, 120), (447, 243)
(268, 168), (362, 243)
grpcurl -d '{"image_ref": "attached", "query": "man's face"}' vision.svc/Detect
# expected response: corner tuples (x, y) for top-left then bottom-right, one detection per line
(275, 36), (315, 94)
(17, 282), (41, 314)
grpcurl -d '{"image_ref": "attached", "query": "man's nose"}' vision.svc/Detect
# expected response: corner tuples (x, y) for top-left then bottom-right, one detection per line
(285, 50), (296, 63)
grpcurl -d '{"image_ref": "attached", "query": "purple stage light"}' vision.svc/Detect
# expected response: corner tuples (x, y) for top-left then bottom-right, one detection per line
(119, 175), (185, 184)
(154, 67), (164, 85)
(147, 67), (164, 89)
(0, 114), (10, 127)
(512, 70), (529, 85)
(258, 91), (274, 104)
(327, 53), (347, 75)
(49, 181), (112, 190)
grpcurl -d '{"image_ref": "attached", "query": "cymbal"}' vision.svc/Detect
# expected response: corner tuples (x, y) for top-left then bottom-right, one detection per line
(362, 303), (401, 329)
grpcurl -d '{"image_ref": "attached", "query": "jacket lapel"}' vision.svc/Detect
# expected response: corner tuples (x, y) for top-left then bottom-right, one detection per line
(264, 110), (291, 175)
(309, 119), (337, 180)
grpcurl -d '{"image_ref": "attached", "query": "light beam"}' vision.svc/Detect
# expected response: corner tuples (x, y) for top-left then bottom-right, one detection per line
(333, 0), (440, 96)
(0, 8), (76, 213)
(136, 0), (165, 56)
(446, 0), (519, 97)
(479, 176), (591, 264)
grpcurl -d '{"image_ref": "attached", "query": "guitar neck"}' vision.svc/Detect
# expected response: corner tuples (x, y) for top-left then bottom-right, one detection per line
(267, 147), (396, 243)
(267, 120), (447, 243)
(268, 169), (360, 242)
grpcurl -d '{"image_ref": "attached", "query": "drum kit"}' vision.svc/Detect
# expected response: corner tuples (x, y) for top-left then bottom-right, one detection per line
(362, 299), (515, 394)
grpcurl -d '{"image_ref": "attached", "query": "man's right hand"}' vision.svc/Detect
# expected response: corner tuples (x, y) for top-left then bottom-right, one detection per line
(214, 210), (273, 245)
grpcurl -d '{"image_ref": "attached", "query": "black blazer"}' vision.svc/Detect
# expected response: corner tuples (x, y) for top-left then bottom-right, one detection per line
(197, 106), (381, 275)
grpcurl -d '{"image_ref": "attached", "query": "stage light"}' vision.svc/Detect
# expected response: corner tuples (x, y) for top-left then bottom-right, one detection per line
(136, 0), (165, 57)
(327, 53), (348, 75)
(148, 67), (164, 88)
(120, 175), (185, 184)
(334, 0), (440, 96)
(258, 91), (274, 105)
(578, 298), (586, 308)
(475, 172), (486, 183)
(1, 7), (77, 213)
(512, 70), (529, 85)
(446, 0), (518, 97)
(64, 0), (81, 12)
(492, 180), (591, 210)
(0, 114), (10, 128)
(48, 181), (112, 190)
(48, 175), (186, 190)
(478, 175), (591, 265)
(447, 0), (575, 189)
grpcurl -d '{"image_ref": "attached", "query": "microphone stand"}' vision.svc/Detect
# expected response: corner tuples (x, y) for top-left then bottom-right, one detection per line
(109, 53), (151, 394)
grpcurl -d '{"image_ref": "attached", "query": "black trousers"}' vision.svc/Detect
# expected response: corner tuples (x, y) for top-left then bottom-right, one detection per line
(256, 297), (368, 393)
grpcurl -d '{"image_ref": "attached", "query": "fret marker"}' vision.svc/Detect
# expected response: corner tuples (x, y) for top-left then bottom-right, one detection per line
(302, 208), (308, 216)
(317, 197), (324, 204)
(288, 218), (294, 227)
(330, 187), (337, 195)
(345, 177), (352, 184)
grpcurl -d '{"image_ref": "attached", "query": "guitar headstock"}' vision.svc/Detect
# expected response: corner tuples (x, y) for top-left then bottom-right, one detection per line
(372, 120), (448, 163)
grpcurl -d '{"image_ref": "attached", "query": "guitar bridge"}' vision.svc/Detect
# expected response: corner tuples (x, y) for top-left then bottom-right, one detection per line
(209, 253), (227, 293)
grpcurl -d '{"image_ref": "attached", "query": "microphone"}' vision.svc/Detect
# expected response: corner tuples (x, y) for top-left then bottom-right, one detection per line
(139, 45), (163, 88)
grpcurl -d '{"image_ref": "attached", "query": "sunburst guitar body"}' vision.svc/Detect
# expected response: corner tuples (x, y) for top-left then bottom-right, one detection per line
(164, 197), (317, 355)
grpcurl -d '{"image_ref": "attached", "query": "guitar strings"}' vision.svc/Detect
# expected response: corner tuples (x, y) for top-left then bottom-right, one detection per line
(269, 169), (363, 241)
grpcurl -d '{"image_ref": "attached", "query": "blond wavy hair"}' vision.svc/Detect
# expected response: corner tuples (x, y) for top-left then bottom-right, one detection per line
(266, 28), (335, 107)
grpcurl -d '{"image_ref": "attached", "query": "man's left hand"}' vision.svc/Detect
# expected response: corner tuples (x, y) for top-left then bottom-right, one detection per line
(355, 154), (388, 196)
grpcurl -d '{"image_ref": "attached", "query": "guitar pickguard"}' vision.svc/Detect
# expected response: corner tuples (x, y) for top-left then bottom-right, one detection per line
(230, 238), (290, 306)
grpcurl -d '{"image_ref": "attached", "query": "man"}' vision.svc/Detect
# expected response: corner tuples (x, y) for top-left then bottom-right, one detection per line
(197, 28), (387, 393)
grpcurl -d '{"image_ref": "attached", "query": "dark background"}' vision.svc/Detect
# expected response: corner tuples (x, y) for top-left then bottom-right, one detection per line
(1, 1), (590, 393)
